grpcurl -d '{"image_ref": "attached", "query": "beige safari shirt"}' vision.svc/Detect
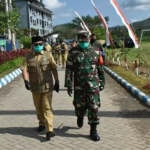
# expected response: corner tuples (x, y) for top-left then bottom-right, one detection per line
(21, 50), (57, 71)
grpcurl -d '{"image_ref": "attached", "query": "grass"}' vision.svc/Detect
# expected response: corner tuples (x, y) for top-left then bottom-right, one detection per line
(108, 65), (150, 97)
(105, 42), (150, 97)
(0, 57), (24, 78)
(106, 42), (150, 64)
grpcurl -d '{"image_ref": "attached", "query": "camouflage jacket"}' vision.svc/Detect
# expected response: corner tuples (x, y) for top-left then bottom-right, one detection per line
(64, 44), (105, 90)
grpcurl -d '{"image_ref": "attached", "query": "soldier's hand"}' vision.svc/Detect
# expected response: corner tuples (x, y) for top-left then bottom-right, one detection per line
(99, 86), (104, 91)
(54, 80), (59, 93)
(24, 80), (30, 90)
(67, 87), (72, 97)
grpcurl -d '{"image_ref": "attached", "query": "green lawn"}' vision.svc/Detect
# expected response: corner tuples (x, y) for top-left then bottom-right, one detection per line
(0, 57), (24, 78)
(105, 42), (150, 96)
(106, 42), (150, 65)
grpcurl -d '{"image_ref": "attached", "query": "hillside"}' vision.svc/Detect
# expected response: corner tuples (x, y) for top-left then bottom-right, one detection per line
(132, 17), (150, 30)
(53, 17), (150, 33)
(53, 17), (150, 41)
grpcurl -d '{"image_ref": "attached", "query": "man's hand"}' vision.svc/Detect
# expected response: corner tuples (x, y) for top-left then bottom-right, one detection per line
(99, 86), (104, 91)
(24, 80), (30, 90)
(67, 87), (72, 97)
(54, 80), (59, 93)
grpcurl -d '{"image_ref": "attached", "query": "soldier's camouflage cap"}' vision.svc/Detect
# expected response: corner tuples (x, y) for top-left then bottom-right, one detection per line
(77, 30), (89, 40)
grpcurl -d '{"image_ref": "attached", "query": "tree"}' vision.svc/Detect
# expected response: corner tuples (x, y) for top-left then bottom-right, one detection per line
(92, 27), (105, 40)
(59, 15), (110, 39)
(0, 2), (21, 51)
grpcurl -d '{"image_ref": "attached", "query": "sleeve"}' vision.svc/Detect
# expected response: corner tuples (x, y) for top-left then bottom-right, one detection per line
(20, 57), (28, 71)
(64, 43), (68, 51)
(49, 53), (57, 70)
(64, 51), (74, 88)
(97, 63), (105, 87)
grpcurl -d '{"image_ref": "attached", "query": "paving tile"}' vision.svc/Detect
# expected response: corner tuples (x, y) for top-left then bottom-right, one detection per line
(0, 67), (150, 149)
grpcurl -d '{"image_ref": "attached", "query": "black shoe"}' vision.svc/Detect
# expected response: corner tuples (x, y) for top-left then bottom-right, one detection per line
(90, 129), (100, 141)
(46, 131), (56, 140)
(37, 125), (45, 132)
(77, 117), (84, 128)
(90, 124), (100, 141)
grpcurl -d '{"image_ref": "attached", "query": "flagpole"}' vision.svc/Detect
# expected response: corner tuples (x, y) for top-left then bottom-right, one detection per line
(91, 0), (118, 64)
(74, 11), (91, 35)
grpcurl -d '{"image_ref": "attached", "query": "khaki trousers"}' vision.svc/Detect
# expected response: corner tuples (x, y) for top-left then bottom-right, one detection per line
(32, 91), (53, 132)
(61, 53), (68, 67)
(55, 53), (61, 65)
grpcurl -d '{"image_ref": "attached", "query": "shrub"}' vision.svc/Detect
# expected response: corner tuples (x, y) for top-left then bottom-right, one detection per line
(0, 57), (24, 74)
(20, 36), (32, 49)
(0, 50), (28, 65)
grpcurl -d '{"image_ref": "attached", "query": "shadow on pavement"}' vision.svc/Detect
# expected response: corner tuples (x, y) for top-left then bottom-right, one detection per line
(0, 127), (48, 142)
(54, 125), (90, 139)
(0, 110), (150, 118)
(0, 126), (90, 142)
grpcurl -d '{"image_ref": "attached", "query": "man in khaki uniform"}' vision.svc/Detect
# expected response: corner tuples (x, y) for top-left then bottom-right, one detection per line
(21, 36), (59, 140)
(54, 41), (61, 65)
(43, 39), (52, 53)
(59, 39), (68, 69)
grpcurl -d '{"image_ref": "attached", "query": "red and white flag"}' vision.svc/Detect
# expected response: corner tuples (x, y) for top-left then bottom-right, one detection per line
(80, 22), (86, 30)
(75, 11), (91, 35)
(91, 0), (112, 46)
(110, 0), (139, 48)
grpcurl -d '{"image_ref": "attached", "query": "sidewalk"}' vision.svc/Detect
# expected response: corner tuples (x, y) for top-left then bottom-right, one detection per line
(0, 66), (150, 150)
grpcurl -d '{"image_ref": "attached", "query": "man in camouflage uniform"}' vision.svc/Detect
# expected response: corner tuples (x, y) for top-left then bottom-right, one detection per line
(64, 30), (105, 141)
(90, 33), (105, 64)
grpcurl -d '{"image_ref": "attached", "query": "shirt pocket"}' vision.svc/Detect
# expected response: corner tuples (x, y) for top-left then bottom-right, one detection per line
(45, 77), (53, 89)
(86, 77), (99, 89)
(28, 61), (36, 72)
(41, 60), (51, 71)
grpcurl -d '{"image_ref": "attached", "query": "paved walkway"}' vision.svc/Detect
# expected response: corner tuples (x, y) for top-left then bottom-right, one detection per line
(0, 67), (150, 150)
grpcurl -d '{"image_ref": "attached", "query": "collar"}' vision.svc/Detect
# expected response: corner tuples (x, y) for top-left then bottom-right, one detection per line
(33, 50), (44, 56)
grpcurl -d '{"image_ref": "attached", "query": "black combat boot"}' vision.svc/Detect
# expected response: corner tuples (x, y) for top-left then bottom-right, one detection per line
(77, 117), (84, 128)
(37, 125), (45, 132)
(46, 131), (56, 140)
(90, 124), (100, 141)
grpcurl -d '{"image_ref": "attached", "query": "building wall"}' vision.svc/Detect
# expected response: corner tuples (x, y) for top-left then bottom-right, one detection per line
(14, 1), (29, 29)
(14, 0), (53, 36)
(28, 5), (52, 36)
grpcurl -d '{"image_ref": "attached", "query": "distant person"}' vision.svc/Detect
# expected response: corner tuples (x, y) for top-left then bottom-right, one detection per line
(90, 33), (105, 64)
(59, 38), (68, 69)
(70, 40), (78, 49)
(54, 40), (61, 65)
(21, 36), (59, 140)
(43, 39), (52, 53)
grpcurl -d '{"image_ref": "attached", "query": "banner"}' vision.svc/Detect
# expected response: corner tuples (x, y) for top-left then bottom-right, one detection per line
(110, 0), (139, 48)
(74, 11), (91, 35)
(91, 0), (112, 46)
(80, 22), (86, 30)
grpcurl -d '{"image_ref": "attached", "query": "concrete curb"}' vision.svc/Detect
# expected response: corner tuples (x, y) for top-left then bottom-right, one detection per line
(1, 66), (150, 108)
(0, 68), (22, 88)
(104, 66), (150, 108)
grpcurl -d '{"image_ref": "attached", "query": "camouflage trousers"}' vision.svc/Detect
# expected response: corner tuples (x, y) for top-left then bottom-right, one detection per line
(73, 87), (100, 124)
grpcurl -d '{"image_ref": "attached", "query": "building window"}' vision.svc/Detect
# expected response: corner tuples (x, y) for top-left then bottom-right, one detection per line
(30, 16), (32, 23)
(37, 19), (39, 25)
